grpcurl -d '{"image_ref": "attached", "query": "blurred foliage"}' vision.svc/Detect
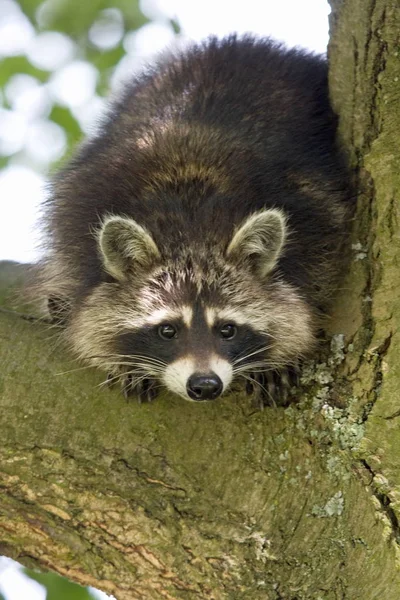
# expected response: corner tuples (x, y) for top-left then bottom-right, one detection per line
(24, 0), (149, 94)
(0, 56), (48, 86)
(49, 104), (83, 148)
(25, 569), (99, 600)
(0, 0), (179, 175)
(20, 0), (147, 34)
(0, 0), (148, 165)
(0, 3), (179, 598)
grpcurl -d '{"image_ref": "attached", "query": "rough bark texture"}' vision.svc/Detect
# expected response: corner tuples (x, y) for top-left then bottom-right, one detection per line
(1, 2), (400, 598)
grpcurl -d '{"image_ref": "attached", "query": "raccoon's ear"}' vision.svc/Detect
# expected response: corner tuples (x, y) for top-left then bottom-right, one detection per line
(226, 209), (287, 278)
(98, 216), (161, 280)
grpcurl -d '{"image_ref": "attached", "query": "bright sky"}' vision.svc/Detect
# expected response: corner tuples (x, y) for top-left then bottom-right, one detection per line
(150, 0), (329, 49)
(0, 0), (329, 597)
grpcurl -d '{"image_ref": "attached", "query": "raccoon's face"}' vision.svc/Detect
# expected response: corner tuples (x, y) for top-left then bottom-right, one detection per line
(115, 300), (272, 401)
(68, 209), (315, 402)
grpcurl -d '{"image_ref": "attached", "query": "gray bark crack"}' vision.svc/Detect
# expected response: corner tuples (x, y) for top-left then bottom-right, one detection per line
(361, 459), (400, 545)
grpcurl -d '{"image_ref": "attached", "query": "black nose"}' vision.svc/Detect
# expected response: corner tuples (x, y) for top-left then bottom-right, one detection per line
(186, 373), (223, 401)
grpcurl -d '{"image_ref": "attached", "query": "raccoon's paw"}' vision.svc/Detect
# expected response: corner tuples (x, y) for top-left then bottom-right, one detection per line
(246, 365), (300, 409)
(106, 372), (159, 403)
(118, 374), (159, 403)
(134, 377), (159, 403)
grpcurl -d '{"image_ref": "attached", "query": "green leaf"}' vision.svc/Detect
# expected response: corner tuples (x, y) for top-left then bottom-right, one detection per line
(170, 18), (181, 34)
(87, 43), (126, 95)
(34, 0), (148, 39)
(49, 105), (83, 148)
(0, 56), (48, 87)
(24, 569), (100, 600)
(18, 0), (44, 22)
(88, 43), (126, 74)
(0, 156), (9, 171)
(107, 0), (149, 30)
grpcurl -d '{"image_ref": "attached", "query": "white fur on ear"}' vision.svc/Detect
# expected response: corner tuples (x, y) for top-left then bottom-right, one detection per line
(226, 208), (287, 278)
(98, 215), (160, 280)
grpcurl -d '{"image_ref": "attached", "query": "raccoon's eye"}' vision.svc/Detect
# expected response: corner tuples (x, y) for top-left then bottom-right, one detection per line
(158, 323), (178, 340)
(219, 323), (237, 340)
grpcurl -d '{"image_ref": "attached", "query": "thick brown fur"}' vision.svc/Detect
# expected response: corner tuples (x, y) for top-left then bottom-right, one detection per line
(32, 35), (353, 403)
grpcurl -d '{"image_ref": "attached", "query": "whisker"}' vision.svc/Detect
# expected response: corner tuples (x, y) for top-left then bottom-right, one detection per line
(102, 361), (165, 371)
(233, 361), (266, 374)
(98, 374), (121, 388)
(98, 371), (144, 389)
(56, 360), (166, 377)
(233, 346), (267, 364)
(105, 353), (168, 366)
(233, 365), (267, 375)
(233, 344), (273, 365)
(233, 360), (286, 374)
(84, 353), (166, 364)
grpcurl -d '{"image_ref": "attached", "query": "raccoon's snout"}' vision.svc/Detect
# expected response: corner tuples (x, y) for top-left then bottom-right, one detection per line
(186, 373), (223, 401)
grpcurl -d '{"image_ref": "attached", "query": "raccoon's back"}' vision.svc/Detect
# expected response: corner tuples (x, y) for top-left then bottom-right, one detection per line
(43, 35), (350, 304)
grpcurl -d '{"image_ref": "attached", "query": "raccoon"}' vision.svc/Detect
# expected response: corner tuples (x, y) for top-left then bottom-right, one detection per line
(37, 35), (352, 405)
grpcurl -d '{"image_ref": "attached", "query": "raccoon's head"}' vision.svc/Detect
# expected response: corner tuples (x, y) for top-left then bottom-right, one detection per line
(68, 209), (315, 402)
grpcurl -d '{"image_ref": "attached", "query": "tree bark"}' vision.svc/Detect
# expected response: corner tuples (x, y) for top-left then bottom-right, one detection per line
(1, 2), (400, 598)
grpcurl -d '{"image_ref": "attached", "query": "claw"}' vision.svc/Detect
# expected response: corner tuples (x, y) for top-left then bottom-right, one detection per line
(278, 369), (289, 405)
(265, 371), (277, 406)
(246, 379), (254, 395)
(247, 372), (270, 410)
(135, 378), (158, 403)
(122, 373), (136, 399)
(106, 372), (118, 388)
(119, 376), (159, 403)
(105, 370), (159, 403)
(145, 380), (158, 403)
(247, 364), (301, 408)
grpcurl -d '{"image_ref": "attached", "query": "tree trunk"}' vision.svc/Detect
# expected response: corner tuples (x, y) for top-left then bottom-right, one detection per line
(1, 2), (400, 598)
